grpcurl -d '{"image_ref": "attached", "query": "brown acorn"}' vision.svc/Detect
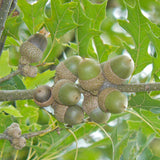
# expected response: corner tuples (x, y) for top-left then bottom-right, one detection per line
(11, 137), (26, 150)
(55, 55), (82, 82)
(20, 33), (47, 65)
(82, 93), (111, 123)
(33, 85), (54, 107)
(20, 64), (38, 77)
(52, 103), (84, 125)
(102, 55), (134, 84)
(98, 88), (128, 113)
(52, 79), (81, 105)
(78, 58), (105, 95)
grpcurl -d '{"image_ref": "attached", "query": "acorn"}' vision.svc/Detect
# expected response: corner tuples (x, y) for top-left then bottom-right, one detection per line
(33, 85), (54, 107)
(52, 103), (84, 125)
(20, 33), (47, 65)
(82, 93), (111, 123)
(102, 55), (134, 84)
(55, 55), (82, 82)
(98, 88), (128, 113)
(52, 79), (81, 105)
(4, 123), (21, 138)
(20, 64), (38, 77)
(78, 58), (105, 95)
(11, 137), (26, 150)
(149, 137), (160, 157)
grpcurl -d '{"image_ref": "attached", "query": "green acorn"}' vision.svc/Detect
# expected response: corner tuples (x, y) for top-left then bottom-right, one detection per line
(82, 93), (111, 123)
(98, 88), (128, 113)
(103, 55), (134, 84)
(20, 33), (47, 65)
(149, 137), (160, 157)
(78, 58), (104, 94)
(52, 79), (81, 105)
(55, 55), (82, 82)
(52, 103), (84, 125)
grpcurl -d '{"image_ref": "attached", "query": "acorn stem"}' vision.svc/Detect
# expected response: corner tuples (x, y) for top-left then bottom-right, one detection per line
(1, 81), (160, 101)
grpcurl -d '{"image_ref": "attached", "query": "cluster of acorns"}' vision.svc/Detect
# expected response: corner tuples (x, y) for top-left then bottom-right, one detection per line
(33, 54), (134, 125)
(19, 33), (134, 126)
(4, 123), (26, 150)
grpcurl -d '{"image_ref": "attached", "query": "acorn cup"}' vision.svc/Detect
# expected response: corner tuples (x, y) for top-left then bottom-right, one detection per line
(55, 55), (82, 82)
(52, 103), (84, 126)
(102, 55), (134, 84)
(52, 79), (81, 106)
(33, 85), (54, 107)
(19, 33), (47, 65)
(82, 92), (111, 123)
(98, 88), (128, 114)
(77, 58), (105, 95)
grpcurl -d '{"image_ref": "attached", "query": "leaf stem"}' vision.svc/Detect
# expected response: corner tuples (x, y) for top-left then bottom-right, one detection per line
(88, 122), (115, 160)
(67, 128), (78, 160)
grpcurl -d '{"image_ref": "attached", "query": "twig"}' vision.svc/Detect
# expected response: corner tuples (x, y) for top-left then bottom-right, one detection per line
(0, 68), (21, 84)
(0, 133), (12, 141)
(23, 127), (58, 139)
(0, 0), (13, 38)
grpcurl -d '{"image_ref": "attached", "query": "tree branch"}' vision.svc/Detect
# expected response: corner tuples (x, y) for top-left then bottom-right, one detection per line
(1, 81), (160, 101)
(0, 89), (35, 101)
(0, 0), (13, 38)
(0, 69), (21, 84)
(101, 81), (160, 92)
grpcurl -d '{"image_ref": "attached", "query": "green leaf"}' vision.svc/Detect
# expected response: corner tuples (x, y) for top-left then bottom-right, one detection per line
(45, 0), (76, 39)
(129, 92), (160, 110)
(119, 0), (152, 74)
(73, 1), (100, 57)
(23, 70), (55, 89)
(93, 36), (118, 62)
(0, 50), (11, 78)
(0, 105), (22, 117)
(5, 15), (22, 40)
(81, 0), (107, 30)
(18, 0), (48, 33)
(146, 24), (160, 77)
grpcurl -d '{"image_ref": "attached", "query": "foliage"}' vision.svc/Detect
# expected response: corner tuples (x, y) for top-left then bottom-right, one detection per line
(0, 0), (160, 159)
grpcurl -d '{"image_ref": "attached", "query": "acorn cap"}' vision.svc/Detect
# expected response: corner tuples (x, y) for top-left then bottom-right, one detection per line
(98, 88), (118, 112)
(33, 85), (54, 107)
(56, 61), (77, 82)
(52, 79), (81, 105)
(103, 60), (125, 85)
(79, 70), (105, 94)
(27, 33), (47, 52)
(103, 55), (134, 84)
(52, 103), (68, 123)
(20, 41), (43, 64)
(82, 93), (98, 115)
